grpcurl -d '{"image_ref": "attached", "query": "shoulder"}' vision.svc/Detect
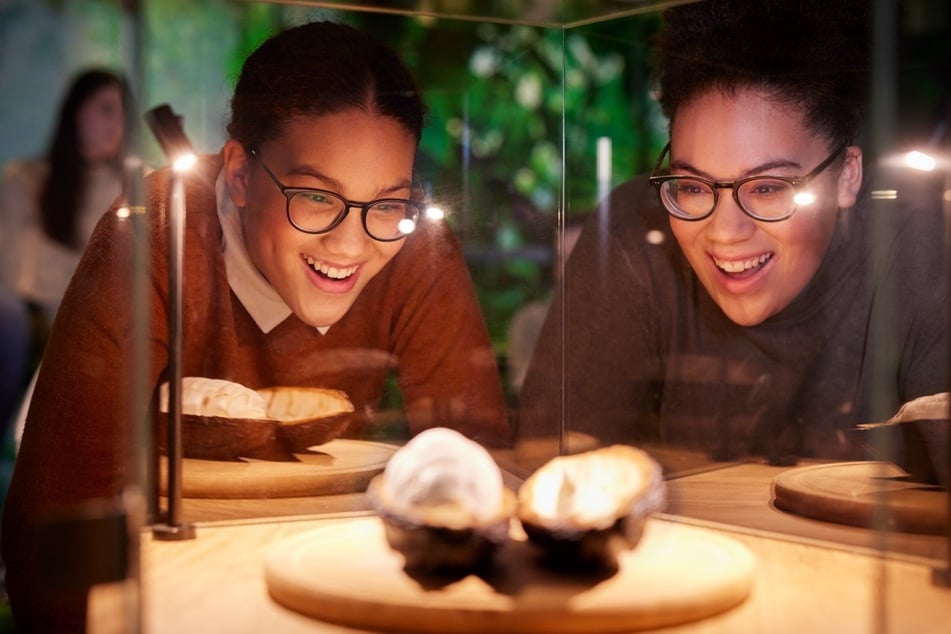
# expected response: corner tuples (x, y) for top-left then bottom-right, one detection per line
(842, 169), (948, 323)
(387, 215), (466, 279)
(82, 154), (223, 263)
(144, 153), (223, 230)
(1, 158), (47, 194)
(574, 175), (683, 273)
(853, 168), (946, 256)
(359, 216), (475, 316)
(145, 153), (221, 204)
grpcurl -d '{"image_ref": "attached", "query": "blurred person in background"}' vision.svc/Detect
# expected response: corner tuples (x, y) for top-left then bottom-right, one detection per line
(0, 68), (132, 361)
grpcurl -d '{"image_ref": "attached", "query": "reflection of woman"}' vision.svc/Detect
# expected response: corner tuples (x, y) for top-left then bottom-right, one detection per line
(3, 21), (508, 631)
(519, 2), (947, 466)
(0, 68), (130, 331)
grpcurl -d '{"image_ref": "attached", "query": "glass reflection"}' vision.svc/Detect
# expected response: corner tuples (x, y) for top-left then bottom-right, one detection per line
(0, 1), (945, 571)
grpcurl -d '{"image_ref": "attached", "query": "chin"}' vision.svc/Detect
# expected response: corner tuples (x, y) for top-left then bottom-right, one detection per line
(719, 304), (771, 328)
(305, 315), (341, 329)
(308, 306), (350, 329)
(295, 294), (356, 330)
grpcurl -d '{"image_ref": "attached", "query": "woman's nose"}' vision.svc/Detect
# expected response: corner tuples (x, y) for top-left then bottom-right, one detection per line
(322, 206), (368, 254)
(703, 191), (756, 242)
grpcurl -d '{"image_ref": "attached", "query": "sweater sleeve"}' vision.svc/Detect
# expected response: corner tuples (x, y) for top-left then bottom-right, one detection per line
(0, 163), (178, 633)
(0, 196), (149, 632)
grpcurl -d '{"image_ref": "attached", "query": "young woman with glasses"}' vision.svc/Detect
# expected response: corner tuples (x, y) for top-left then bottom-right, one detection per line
(3, 21), (508, 631)
(519, 1), (947, 472)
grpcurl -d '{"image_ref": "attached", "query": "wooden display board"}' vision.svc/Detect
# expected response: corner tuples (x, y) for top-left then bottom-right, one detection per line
(265, 517), (755, 633)
(772, 461), (948, 535)
(159, 439), (396, 498)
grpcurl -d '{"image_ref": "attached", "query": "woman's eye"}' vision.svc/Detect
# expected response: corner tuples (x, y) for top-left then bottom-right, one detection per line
(675, 180), (709, 196)
(747, 181), (789, 197)
(300, 191), (333, 205)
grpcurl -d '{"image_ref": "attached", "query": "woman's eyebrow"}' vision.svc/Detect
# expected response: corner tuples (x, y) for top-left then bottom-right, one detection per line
(670, 157), (804, 180)
(286, 166), (412, 196)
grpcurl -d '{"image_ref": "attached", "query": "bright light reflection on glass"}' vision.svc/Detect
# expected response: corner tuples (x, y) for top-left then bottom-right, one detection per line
(398, 218), (417, 235)
(115, 206), (130, 219)
(425, 205), (445, 221)
(793, 191), (816, 206)
(172, 153), (197, 172)
(903, 150), (936, 172)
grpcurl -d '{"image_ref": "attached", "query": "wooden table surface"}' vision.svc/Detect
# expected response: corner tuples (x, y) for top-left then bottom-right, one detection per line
(89, 456), (951, 633)
(664, 460), (949, 562)
(90, 511), (951, 634)
(163, 450), (948, 562)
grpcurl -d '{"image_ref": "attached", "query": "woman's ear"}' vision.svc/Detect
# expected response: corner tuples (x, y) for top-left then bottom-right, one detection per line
(222, 139), (250, 207)
(836, 146), (863, 208)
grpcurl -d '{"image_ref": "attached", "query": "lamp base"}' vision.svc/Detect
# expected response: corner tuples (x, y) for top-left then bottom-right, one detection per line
(151, 521), (196, 541)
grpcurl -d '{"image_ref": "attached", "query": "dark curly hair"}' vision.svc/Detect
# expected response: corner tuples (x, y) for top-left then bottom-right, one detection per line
(653, 0), (870, 149)
(227, 21), (427, 152)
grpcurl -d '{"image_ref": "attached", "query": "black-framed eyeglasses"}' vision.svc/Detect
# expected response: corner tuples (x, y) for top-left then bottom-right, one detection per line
(648, 142), (846, 222)
(248, 148), (424, 242)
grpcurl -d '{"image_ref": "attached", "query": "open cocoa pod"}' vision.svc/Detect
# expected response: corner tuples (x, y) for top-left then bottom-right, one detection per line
(366, 427), (516, 572)
(156, 411), (279, 461)
(517, 444), (666, 570)
(259, 387), (355, 453)
(158, 379), (354, 461)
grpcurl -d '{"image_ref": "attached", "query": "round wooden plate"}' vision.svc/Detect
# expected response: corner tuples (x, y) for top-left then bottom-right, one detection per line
(159, 439), (396, 499)
(265, 517), (755, 633)
(772, 461), (948, 535)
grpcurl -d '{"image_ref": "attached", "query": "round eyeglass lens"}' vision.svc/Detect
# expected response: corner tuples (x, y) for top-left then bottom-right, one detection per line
(289, 191), (346, 232)
(366, 201), (420, 239)
(736, 179), (798, 219)
(660, 178), (716, 218)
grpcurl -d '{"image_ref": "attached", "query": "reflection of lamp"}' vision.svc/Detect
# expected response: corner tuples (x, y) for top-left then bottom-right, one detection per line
(902, 94), (951, 173)
(144, 104), (196, 541)
(903, 150), (936, 172)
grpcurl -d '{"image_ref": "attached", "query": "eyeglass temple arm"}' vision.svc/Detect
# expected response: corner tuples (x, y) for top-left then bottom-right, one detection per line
(650, 142), (672, 177)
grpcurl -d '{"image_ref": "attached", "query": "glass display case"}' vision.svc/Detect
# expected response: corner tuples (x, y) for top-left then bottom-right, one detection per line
(0, 1), (948, 632)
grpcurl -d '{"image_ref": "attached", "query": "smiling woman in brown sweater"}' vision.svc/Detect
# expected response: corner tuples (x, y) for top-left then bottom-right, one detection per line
(2, 21), (508, 632)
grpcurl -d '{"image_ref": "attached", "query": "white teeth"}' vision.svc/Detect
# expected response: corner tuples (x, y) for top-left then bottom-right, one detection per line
(714, 253), (771, 273)
(304, 256), (357, 279)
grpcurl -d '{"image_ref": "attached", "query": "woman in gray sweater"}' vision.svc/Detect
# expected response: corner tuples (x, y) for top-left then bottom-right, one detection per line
(519, 1), (947, 470)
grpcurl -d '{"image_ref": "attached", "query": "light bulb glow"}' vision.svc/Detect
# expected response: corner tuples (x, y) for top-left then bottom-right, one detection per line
(793, 191), (816, 206)
(172, 153), (197, 172)
(398, 218), (417, 235)
(903, 150), (936, 172)
(425, 205), (445, 220)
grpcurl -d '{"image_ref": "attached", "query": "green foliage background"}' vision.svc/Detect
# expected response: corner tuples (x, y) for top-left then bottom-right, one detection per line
(1, 0), (669, 367)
